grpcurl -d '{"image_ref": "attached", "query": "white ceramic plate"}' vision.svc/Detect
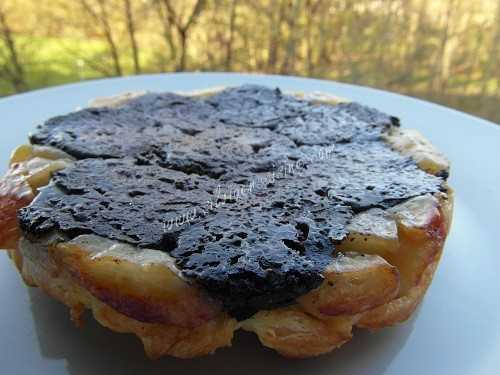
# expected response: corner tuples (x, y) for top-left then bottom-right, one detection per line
(1, 73), (499, 375)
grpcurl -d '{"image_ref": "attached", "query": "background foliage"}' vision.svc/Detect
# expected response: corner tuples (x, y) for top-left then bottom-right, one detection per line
(1, 0), (499, 124)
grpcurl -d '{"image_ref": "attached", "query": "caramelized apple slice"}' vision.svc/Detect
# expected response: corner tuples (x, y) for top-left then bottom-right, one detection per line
(382, 194), (445, 291)
(0, 175), (33, 250)
(298, 252), (399, 317)
(50, 235), (221, 328)
(22, 157), (71, 190)
(0, 159), (70, 250)
(388, 194), (442, 233)
(338, 208), (399, 254)
(10, 144), (73, 165)
(384, 128), (449, 175)
(1, 145), (72, 250)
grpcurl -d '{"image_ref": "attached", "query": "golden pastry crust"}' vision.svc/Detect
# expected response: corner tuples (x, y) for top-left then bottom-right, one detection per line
(0, 89), (453, 359)
(17, 241), (237, 359)
(241, 307), (355, 358)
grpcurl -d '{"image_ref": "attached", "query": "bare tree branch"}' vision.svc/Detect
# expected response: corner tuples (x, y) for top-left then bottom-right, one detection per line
(267, 0), (286, 72)
(280, 0), (302, 74)
(0, 4), (27, 92)
(124, 0), (141, 74)
(153, 0), (177, 68)
(430, 0), (456, 93)
(481, 0), (500, 95)
(162, 0), (207, 71)
(79, 0), (123, 76)
(225, 0), (238, 71)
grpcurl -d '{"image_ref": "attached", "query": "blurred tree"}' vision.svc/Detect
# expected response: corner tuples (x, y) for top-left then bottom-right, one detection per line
(154, 0), (177, 69)
(157, 0), (206, 71)
(481, 0), (500, 95)
(78, 0), (123, 76)
(431, 0), (457, 93)
(0, 0), (499, 124)
(224, 0), (238, 71)
(0, 3), (26, 92)
(124, 0), (141, 74)
(280, 0), (301, 74)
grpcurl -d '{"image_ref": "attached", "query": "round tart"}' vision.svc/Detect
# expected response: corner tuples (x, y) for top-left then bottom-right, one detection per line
(0, 85), (453, 358)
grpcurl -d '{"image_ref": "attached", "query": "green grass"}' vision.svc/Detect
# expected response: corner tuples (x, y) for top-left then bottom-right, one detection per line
(1, 36), (122, 96)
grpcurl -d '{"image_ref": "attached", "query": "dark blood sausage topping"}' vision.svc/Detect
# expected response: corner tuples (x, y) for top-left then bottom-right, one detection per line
(20, 159), (217, 247)
(20, 85), (445, 319)
(134, 125), (297, 180)
(30, 85), (398, 158)
(30, 105), (183, 159)
(276, 102), (399, 146)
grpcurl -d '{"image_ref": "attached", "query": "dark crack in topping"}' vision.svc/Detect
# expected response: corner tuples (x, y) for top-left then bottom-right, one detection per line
(21, 84), (445, 319)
